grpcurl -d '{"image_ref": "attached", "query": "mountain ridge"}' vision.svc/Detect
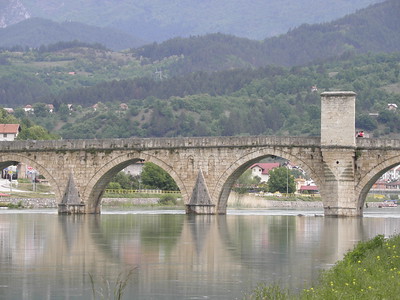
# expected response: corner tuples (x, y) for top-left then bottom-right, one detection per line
(0, 18), (146, 50)
(0, 0), (384, 42)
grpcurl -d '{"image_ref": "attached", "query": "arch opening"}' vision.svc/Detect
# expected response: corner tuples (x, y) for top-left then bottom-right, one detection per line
(359, 163), (400, 210)
(216, 153), (322, 214)
(85, 156), (183, 213)
(0, 157), (58, 208)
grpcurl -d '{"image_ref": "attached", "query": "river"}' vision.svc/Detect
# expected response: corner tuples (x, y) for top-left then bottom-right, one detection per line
(1, 207), (400, 299)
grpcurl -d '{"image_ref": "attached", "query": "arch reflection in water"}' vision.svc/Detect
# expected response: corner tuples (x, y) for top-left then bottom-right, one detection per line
(0, 211), (399, 299)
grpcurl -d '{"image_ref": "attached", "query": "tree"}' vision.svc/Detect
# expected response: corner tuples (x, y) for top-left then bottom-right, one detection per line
(107, 172), (140, 190)
(0, 108), (19, 124)
(234, 169), (261, 194)
(17, 125), (59, 140)
(267, 167), (296, 194)
(141, 162), (179, 191)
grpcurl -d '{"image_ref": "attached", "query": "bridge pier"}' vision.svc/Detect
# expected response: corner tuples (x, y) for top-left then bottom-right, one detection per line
(320, 149), (362, 217)
(58, 173), (86, 214)
(185, 169), (216, 214)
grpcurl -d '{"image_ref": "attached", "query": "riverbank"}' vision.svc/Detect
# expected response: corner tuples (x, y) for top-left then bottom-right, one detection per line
(0, 197), (161, 209)
(227, 192), (384, 208)
(0, 193), (385, 209)
(246, 234), (400, 299)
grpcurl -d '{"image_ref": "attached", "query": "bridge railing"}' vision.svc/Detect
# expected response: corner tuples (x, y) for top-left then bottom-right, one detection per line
(105, 189), (181, 195)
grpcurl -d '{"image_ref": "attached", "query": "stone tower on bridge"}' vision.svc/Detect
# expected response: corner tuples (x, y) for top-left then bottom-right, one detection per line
(320, 91), (359, 216)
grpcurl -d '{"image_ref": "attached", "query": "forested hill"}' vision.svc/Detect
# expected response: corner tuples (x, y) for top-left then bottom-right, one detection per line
(135, 0), (400, 72)
(14, 52), (400, 140)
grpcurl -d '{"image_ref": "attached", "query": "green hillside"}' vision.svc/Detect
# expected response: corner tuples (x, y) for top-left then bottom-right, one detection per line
(0, 0), (399, 141)
(7, 52), (400, 140)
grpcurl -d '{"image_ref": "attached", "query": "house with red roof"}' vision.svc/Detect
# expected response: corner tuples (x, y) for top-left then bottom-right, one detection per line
(250, 163), (280, 182)
(0, 124), (21, 141)
(300, 185), (319, 194)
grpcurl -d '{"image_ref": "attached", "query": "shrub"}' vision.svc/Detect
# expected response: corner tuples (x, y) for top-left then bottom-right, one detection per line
(158, 195), (177, 205)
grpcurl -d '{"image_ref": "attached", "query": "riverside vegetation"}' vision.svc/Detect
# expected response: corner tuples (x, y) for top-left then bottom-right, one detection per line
(245, 234), (400, 299)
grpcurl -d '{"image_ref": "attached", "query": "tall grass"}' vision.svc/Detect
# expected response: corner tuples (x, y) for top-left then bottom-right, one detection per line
(245, 234), (400, 299)
(89, 268), (136, 300)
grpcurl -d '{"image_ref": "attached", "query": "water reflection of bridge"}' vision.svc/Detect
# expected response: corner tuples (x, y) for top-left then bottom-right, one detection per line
(2, 212), (397, 298)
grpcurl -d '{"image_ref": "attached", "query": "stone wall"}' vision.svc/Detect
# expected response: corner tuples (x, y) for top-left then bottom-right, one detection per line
(0, 197), (160, 209)
(227, 192), (323, 208)
(0, 198), (57, 208)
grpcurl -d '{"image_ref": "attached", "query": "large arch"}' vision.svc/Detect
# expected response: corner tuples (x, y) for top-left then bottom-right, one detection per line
(83, 151), (188, 213)
(0, 153), (61, 200)
(212, 147), (322, 213)
(356, 156), (400, 208)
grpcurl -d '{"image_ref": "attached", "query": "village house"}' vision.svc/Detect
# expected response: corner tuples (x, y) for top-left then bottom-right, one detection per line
(0, 124), (21, 141)
(299, 185), (319, 194)
(380, 165), (400, 182)
(23, 105), (34, 113)
(46, 104), (54, 113)
(250, 162), (280, 182)
(3, 108), (14, 114)
(120, 103), (129, 110)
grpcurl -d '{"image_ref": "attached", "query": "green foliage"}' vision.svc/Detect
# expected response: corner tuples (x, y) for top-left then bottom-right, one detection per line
(342, 234), (385, 264)
(107, 172), (140, 190)
(158, 195), (177, 205)
(0, 108), (19, 124)
(2, 50), (399, 139)
(107, 182), (122, 190)
(299, 234), (400, 299)
(141, 162), (179, 191)
(17, 125), (59, 140)
(89, 268), (136, 300)
(245, 283), (290, 300)
(267, 167), (296, 194)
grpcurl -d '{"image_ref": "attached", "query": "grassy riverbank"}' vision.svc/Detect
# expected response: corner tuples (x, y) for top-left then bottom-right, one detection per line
(245, 234), (400, 299)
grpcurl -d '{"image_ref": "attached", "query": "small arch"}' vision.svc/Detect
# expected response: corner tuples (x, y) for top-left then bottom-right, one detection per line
(212, 147), (322, 214)
(83, 152), (187, 213)
(356, 158), (400, 208)
(0, 153), (61, 201)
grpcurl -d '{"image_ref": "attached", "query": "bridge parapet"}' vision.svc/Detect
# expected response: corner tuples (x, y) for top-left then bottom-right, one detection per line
(356, 138), (400, 150)
(0, 136), (321, 152)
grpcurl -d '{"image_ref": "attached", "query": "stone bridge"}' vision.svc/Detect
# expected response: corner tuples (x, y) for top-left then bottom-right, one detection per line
(1, 91), (400, 217)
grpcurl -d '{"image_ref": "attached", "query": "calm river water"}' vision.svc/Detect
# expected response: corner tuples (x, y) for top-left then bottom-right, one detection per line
(1, 207), (400, 299)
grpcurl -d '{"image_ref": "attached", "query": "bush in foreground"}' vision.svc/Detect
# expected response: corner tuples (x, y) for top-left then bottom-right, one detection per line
(245, 234), (400, 299)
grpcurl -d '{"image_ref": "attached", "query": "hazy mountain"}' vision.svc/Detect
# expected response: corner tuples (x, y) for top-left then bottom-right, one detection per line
(0, 0), (30, 28)
(1, 0), (384, 42)
(131, 0), (400, 74)
(0, 18), (146, 50)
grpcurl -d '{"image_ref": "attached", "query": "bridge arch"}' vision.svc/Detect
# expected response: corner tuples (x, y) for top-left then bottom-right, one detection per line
(356, 156), (400, 209)
(83, 151), (187, 213)
(0, 153), (61, 200)
(212, 147), (322, 213)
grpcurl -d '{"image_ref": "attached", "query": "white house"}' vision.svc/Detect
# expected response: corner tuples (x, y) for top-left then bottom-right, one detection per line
(0, 124), (21, 141)
(123, 161), (145, 177)
(250, 163), (280, 182)
(23, 105), (34, 113)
